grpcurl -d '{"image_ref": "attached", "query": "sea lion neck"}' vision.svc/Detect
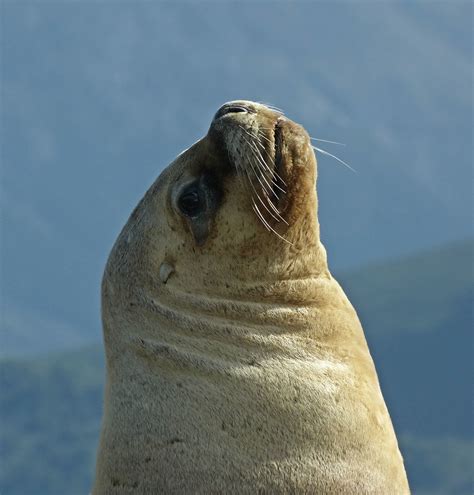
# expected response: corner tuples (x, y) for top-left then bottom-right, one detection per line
(151, 233), (331, 304)
(106, 271), (345, 373)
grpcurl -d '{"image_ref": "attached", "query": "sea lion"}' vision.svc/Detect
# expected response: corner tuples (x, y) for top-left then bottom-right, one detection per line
(93, 101), (410, 494)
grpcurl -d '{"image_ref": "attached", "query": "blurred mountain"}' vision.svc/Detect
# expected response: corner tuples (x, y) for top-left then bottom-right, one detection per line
(0, 347), (103, 495)
(1, 240), (473, 494)
(1, 1), (472, 357)
(338, 238), (473, 440)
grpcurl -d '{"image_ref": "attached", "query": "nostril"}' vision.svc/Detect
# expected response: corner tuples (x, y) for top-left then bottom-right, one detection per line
(214, 105), (249, 121)
(226, 106), (247, 114)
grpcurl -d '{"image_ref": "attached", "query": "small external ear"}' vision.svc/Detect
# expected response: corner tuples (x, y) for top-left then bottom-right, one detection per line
(159, 261), (175, 283)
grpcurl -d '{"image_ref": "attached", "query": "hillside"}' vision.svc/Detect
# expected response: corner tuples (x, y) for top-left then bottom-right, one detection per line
(338, 238), (473, 439)
(0, 347), (104, 495)
(1, 240), (473, 494)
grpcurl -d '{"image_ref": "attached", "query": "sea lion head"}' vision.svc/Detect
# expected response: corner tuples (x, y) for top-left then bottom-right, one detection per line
(104, 101), (328, 307)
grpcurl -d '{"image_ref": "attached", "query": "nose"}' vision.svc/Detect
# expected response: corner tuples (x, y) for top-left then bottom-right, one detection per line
(213, 102), (254, 121)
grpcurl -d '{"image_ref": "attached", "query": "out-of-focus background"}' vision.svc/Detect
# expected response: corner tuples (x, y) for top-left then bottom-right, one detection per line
(1, 1), (472, 494)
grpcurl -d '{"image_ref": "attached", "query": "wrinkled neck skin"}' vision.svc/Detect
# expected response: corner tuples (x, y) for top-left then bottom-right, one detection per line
(103, 240), (345, 377)
(94, 102), (409, 494)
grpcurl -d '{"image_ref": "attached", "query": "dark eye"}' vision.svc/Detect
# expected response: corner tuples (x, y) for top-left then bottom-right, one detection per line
(178, 187), (204, 217)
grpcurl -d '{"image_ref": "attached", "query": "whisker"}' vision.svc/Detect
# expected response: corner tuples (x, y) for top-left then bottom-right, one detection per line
(257, 131), (272, 144)
(239, 133), (288, 225)
(257, 101), (285, 114)
(251, 181), (285, 224)
(251, 139), (287, 195)
(252, 202), (271, 232)
(252, 203), (293, 245)
(237, 125), (272, 166)
(240, 135), (275, 196)
(240, 131), (286, 194)
(238, 125), (269, 151)
(244, 151), (288, 225)
(312, 145), (356, 173)
(235, 124), (292, 233)
(254, 130), (287, 187)
(310, 137), (346, 146)
(258, 126), (276, 133)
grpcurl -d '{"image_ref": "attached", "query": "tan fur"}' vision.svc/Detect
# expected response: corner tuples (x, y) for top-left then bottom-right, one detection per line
(93, 101), (410, 494)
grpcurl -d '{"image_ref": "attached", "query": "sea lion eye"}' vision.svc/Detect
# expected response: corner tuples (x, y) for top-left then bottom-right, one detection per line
(174, 174), (222, 246)
(178, 186), (203, 217)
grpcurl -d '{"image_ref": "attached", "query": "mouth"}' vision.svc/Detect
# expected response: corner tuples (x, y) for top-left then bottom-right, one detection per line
(270, 118), (286, 208)
(273, 118), (282, 167)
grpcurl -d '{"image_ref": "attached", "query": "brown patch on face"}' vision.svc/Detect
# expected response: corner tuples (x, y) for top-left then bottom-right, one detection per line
(269, 118), (317, 233)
